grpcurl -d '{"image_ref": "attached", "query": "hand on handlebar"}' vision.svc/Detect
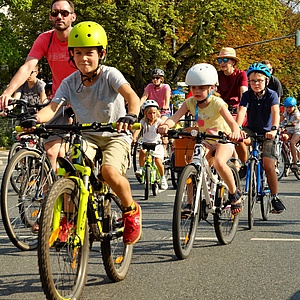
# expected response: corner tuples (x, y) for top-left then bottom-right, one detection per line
(116, 114), (138, 132)
(157, 124), (169, 135)
(20, 115), (39, 132)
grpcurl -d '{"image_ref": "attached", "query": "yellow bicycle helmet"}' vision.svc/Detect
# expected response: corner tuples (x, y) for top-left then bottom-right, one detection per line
(68, 21), (107, 49)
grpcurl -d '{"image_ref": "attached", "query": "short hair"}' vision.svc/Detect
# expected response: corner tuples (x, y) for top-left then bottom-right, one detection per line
(51, 0), (75, 12)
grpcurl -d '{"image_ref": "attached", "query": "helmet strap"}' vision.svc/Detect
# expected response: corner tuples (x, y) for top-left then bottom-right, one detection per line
(76, 65), (101, 93)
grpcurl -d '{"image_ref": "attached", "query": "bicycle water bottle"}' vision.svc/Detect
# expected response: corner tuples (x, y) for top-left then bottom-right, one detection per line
(72, 135), (83, 165)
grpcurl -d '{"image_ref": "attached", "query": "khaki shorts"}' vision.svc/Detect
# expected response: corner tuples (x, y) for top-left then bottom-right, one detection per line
(244, 128), (277, 161)
(82, 137), (130, 175)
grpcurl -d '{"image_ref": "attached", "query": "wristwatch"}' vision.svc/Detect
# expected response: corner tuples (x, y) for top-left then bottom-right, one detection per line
(270, 126), (278, 131)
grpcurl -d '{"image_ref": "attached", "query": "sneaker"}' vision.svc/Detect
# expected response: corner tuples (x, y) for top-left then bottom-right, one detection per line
(271, 196), (286, 214)
(181, 203), (192, 218)
(135, 168), (142, 177)
(160, 176), (168, 190)
(275, 167), (280, 175)
(291, 164), (299, 173)
(122, 201), (142, 244)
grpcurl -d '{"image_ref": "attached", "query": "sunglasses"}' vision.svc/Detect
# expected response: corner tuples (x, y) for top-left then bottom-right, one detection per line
(217, 57), (229, 64)
(50, 9), (72, 17)
(152, 77), (161, 80)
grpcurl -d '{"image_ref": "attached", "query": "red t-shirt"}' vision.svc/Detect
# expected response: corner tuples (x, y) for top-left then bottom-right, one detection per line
(28, 30), (76, 96)
(217, 68), (248, 108)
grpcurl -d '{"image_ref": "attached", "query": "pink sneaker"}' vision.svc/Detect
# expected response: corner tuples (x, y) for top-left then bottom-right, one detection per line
(122, 201), (142, 244)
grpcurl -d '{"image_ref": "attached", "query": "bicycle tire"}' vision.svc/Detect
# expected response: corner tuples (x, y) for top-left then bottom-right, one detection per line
(293, 146), (300, 180)
(132, 131), (143, 173)
(8, 141), (22, 160)
(277, 149), (288, 181)
(260, 176), (271, 221)
(144, 165), (151, 200)
(248, 160), (257, 229)
(38, 178), (89, 300)
(1, 149), (55, 251)
(101, 194), (133, 281)
(172, 165), (200, 259)
(214, 161), (240, 245)
(170, 152), (180, 189)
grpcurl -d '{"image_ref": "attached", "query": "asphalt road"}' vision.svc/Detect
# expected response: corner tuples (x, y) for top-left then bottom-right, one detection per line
(0, 150), (300, 300)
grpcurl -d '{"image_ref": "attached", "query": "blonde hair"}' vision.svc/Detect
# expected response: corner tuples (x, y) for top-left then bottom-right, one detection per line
(143, 106), (161, 124)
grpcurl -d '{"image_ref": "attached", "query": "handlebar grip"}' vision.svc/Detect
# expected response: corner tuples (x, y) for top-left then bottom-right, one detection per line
(111, 122), (141, 130)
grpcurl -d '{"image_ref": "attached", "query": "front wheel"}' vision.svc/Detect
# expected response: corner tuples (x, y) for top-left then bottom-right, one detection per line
(1, 149), (55, 250)
(172, 165), (200, 259)
(214, 161), (240, 245)
(248, 160), (257, 229)
(38, 178), (89, 300)
(101, 193), (133, 281)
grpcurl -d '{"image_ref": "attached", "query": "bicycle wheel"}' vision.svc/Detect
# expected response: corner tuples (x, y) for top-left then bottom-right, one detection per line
(1, 149), (55, 250)
(38, 178), (89, 300)
(260, 176), (271, 221)
(214, 161), (240, 245)
(132, 132), (143, 173)
(144, 165), (151, 200)
(172, 165), (200, 259)
(248, 160), (257, 229)
(101, 193), (133, 281)
(293, 146), (300, 180)
(8, 141), (22, 160)
(277, 149), (287, 181)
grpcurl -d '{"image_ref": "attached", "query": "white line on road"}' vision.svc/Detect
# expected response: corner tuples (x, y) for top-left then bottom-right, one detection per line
(251, 238), (300, 241)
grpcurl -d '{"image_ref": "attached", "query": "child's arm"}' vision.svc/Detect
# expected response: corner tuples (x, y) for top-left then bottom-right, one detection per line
(220, 105), (240, 140)
(158, 102), (188, 134)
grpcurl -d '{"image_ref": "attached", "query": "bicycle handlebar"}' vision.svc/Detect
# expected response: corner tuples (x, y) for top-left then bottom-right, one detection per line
(15, 122), (141, 134)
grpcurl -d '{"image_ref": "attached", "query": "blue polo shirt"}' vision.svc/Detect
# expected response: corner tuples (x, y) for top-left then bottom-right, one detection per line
(240, 88), (279, 134)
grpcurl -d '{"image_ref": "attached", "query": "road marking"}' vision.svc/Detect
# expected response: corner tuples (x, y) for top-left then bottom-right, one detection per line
(251, 238), (300, 241)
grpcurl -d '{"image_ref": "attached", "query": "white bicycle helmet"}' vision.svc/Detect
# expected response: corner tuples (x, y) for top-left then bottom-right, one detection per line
(185, 63), (219, 86)
(141, 99), (159, 113)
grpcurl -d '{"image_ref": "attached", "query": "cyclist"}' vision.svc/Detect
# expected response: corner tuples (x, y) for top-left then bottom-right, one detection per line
(0, 0), (77, 170)
(20, 21), (142, 245)
(158, 63), (243, 215)
(140, 68), (172, 121)
(217, 47), (248, 176)
(13, 64), (47, 106)
(280, 96), (300, 172)
(236, 62), (286, 213)
(135, 100), (168, 190)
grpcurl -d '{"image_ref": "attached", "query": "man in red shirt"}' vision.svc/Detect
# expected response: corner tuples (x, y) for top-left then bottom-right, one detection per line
(217, 47), (248, 172)
(0, 0), (76, 169)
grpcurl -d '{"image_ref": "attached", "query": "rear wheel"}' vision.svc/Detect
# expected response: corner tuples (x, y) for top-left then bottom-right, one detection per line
(248, 160), (257, 229)
(214, 161), (240, 245)
(38, 178), (89, 300)
(260, 176), (271, 221)
(101, 194), (133, 281)
(172, 165), (200, 259)
(1, 149), (55, 251)
(144, 165), (151, 200)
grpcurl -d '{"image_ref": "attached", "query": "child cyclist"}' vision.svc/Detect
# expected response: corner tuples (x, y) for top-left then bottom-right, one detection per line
(135, 99), (168, 190)
(20, 21), (142, 244)
(158, 63), (243, 215)
(280, 96), (300, 172)
(236, 62), (285, 213)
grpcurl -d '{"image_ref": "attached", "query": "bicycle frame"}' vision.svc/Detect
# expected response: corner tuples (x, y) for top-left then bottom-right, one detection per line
(142, 147), (161, 184)
(244, 139), (266, 197)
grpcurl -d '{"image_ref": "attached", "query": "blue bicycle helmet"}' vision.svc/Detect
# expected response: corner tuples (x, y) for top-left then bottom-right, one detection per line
(284, 96), (297, 107)
(247, 62), (271, 78)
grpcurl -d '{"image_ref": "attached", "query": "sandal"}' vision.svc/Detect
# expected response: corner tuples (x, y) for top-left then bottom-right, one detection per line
(291, 164), (299, 173)
(229, 189), (243, 216)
